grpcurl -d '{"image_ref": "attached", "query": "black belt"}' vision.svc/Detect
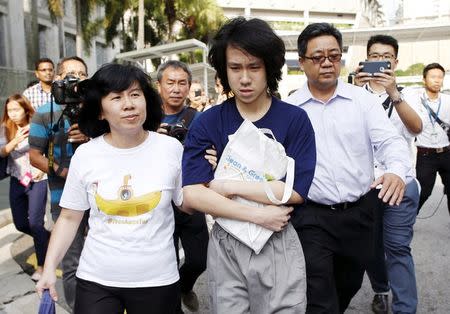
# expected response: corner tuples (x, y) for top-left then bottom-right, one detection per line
(307, 199), (362, 210)
(416, 145), (450, 155)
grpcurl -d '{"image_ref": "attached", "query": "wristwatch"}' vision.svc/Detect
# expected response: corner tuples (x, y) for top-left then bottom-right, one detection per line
(391, 94), (403, 106)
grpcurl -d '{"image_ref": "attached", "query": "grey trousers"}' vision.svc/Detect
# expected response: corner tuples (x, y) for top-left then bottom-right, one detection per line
(52, 209), (88, 311)
(208, 223), (306, 314)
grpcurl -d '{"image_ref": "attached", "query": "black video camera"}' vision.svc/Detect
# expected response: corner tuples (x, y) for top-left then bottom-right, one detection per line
(162, 123), (189, 144)
(51, 75), (83, 124)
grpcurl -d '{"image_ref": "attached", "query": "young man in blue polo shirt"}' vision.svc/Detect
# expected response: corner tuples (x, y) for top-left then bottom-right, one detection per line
(181, 17), (316, 314)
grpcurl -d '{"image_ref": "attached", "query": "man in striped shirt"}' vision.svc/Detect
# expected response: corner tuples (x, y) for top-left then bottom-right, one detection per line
(23, 58), (54, 109)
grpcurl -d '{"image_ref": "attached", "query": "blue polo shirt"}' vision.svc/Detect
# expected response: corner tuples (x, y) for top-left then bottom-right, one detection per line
(182, 96), (316, 213)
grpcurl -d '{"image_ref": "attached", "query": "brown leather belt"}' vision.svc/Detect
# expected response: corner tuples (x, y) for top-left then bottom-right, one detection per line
(416, 145), (450, 154)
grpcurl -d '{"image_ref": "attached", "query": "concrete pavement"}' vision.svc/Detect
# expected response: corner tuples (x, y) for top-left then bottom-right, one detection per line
(0, 217), (69, 314)
(0, 180), (449, 313)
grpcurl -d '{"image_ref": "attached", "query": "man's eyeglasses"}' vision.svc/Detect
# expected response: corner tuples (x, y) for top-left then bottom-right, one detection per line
(368, 53), (396, 60)
(64, 71), (88, 79)
(303, 53), (342, 65)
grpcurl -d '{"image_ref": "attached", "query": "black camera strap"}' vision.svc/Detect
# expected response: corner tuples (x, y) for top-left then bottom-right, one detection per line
(178, 107), (197, 129)
(380, 86), (403, 118)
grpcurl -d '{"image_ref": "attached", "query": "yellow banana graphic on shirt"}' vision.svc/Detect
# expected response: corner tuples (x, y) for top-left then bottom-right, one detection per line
(94, 175), (162, 217)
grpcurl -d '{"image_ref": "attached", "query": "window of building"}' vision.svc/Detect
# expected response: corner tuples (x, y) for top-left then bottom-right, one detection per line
(38, 25), (47, 58)
(65, 33), (76, 56)
(0, 13), (6, 66)
(96, 42), (107, 68)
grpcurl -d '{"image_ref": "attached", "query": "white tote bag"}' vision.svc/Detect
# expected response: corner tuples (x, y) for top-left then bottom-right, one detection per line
(214, 119), (295, 254)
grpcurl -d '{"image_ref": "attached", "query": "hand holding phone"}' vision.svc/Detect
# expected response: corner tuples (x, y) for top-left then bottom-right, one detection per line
(359, 60), (391, 75)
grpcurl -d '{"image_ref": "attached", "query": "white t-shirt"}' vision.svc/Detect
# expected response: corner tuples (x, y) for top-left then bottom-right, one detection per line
(60, 131), (183, 288)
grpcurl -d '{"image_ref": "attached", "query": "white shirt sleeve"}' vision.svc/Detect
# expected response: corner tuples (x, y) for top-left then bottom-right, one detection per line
(172, 142), (183, 207)
(59, 150), (90, 211)
(367, 95), (411, 183)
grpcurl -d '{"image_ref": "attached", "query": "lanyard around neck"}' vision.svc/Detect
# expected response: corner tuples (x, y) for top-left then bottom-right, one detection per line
(423, 92), (441, 126)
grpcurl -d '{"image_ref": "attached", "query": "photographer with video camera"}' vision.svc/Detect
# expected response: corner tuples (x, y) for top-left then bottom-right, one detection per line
(29, 56), (89, 311)
(156, 60), (208, 313)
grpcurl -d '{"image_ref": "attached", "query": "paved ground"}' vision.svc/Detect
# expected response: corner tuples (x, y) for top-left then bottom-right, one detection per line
(0, 179), (449, 313)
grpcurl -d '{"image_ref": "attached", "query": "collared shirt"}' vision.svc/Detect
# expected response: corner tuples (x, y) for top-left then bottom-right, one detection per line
(23, 82), (52, 110)
(364, 83), (424, 180)
(410, 89), (450, 148)
(285, 79), (411, 204)
(29, 102), (74, 211)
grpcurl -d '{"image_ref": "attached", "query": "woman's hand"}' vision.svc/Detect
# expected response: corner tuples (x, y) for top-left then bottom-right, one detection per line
(35, 270), (58, 301)
(13, 126), (29, 145)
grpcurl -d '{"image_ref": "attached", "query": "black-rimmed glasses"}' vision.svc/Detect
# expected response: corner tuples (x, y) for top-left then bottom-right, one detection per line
(303, 53), (342, 64)
(368, 53), (396, 60)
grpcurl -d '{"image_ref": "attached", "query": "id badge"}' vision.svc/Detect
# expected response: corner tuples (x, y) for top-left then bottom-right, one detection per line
(430, 131), (439, 144)
(20, 171), (32, 187)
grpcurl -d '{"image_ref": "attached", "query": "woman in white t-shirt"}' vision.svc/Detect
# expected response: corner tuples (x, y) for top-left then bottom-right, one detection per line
(36, 63), (189, 314)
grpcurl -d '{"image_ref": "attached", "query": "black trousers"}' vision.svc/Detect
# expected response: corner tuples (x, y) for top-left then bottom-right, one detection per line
(295, 189), (381, 314)
(416, 150), (450, 214)
(366, 202), (389, 293)
(173, 207), (208, 293)
(74, 278), (180, 314)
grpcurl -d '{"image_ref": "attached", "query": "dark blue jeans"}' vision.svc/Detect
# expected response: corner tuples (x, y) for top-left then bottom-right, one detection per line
(9, 177), (49, 266)
(384, 179), (419, 314)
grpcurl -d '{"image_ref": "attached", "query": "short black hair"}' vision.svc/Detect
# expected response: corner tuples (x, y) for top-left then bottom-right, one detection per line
(78, 63), (163, 138)
(208, 17), (285, 95)
(35, 58), (54, 70)
(156, 60), (192, 85)
(297, 23), (343, 57)
(423, 62), (445, 78)
(367, 35), (399, 57)
(56, 56), (88, 76)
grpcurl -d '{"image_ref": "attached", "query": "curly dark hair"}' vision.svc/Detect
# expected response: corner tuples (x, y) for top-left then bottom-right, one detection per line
(208, 17), (285, 95)
(78, 63), (163, 138)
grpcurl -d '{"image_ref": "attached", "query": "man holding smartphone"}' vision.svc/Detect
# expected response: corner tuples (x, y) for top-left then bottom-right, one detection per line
(188, 80), (208, 112)
(354, 35), (423, 314)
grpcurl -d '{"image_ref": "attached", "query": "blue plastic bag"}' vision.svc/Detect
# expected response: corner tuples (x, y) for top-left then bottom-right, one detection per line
(38, 290), (55, 314)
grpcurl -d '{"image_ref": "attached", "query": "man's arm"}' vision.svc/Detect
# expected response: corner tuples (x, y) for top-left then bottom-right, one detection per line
(29, 148), (49, 173)
(29, 148), (69, 178)
(208, 180), (303, 205)
(183, 184), (293, 232)
(355, 67), (422, 134)
(366, 94), (411, 205)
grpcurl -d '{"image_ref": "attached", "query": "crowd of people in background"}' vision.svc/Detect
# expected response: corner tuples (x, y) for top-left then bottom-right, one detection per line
(0, 15), (449, 314)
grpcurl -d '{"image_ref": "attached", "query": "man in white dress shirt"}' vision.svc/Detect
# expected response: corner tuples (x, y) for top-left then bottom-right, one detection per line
(286, 23), (411, 313)
(414, 63), (450, 215)
(354, 34), (423, 314)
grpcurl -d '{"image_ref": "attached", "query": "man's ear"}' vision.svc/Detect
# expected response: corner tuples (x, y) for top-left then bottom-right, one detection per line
(393, 58), (399, 70)
(298, 57), (305, 72)
(34, 70), (39, 79)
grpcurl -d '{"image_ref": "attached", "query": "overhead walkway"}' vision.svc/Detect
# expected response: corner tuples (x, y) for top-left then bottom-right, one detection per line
(279, 22), (450, 51)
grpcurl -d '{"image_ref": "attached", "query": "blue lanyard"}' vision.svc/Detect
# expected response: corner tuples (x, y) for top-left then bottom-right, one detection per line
(424, 94), (441, 126)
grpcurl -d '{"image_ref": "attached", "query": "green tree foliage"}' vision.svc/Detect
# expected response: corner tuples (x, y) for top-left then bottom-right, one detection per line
(46, 0), (225, 56)
(395, 63), (425, 76)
